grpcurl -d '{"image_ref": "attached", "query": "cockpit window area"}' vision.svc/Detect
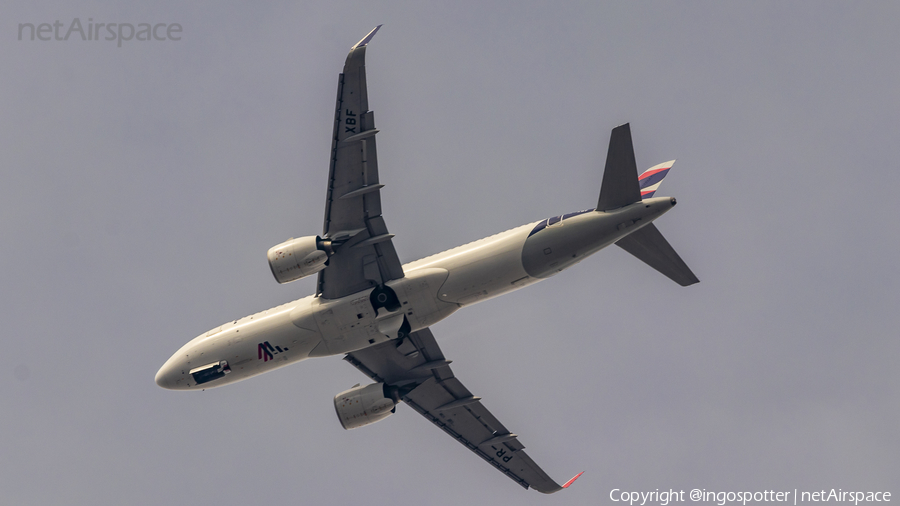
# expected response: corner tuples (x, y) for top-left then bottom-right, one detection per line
(528, 208), (595, 237)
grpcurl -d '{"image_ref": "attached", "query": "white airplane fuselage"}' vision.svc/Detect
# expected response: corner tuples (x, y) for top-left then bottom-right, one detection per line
(155, 197), (676, 390)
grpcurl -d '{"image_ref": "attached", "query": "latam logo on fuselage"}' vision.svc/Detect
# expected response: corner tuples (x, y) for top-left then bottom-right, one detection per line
(258, 341), (289, 361)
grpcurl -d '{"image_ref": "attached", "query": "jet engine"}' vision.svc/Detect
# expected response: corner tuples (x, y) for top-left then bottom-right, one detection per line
(267, 236), (333, 284)
(334, 382), (399, 430)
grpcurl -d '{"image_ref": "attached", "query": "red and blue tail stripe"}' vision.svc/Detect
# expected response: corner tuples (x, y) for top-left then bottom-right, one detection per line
(639, 160), (675, 199)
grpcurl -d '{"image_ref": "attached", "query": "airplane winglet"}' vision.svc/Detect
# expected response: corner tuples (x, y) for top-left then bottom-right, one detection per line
(351, 25), (383, 50)
(561, 471), (584, 489)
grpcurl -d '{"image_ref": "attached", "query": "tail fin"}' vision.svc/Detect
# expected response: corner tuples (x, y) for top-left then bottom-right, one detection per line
(616, 223), (699, 286)
(639, 160), (675, 199)
(595, 125), (698, 286)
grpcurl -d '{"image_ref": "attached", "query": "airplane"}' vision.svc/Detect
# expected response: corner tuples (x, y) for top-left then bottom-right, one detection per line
(155, 26), (698, 494)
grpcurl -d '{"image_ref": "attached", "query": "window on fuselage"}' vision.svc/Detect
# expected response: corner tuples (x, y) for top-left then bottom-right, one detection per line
(528, 208), (595, 238)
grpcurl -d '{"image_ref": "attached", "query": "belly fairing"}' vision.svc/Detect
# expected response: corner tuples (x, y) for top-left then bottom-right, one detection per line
(301, 267), (459, 356)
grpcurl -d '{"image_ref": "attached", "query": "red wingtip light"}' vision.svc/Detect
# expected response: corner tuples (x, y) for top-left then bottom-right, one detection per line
(561, 471), (584, 489)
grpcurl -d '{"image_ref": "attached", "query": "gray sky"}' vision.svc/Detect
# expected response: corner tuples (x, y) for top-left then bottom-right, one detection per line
(2, 2), (898, 504)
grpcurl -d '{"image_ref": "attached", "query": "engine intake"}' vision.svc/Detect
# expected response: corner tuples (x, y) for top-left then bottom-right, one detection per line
(267, 236), (333, 284)
(334, 382), (398, 430)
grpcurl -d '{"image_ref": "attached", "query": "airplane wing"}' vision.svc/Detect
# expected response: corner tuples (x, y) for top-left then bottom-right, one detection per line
(345, 327), (579, 493)
(318, 25), (404, 299)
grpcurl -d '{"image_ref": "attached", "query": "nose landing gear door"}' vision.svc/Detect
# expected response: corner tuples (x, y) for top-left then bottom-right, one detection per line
(189, 360), (231, 385)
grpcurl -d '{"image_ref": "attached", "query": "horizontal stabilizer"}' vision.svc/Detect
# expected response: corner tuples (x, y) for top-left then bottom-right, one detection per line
(616, 224), (699, 286)
(597, 124), (641, 211)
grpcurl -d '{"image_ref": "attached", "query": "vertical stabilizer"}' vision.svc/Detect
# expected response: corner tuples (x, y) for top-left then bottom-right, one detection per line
(639, 160), (675, 199)
(597, 124), (641, 211)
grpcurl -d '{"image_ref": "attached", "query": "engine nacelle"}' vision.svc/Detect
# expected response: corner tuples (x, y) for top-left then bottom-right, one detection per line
(267, 236), (332, 284)
(334, 382), (398, 430)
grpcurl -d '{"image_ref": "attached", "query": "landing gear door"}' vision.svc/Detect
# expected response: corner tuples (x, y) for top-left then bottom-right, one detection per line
(189, 361), (231, 385)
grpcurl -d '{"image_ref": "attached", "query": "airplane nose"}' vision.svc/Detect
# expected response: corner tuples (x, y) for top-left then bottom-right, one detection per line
(155, 363), (178, 390)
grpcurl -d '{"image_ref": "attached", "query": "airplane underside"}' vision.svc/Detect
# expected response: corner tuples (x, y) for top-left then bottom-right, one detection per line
(156, 26), (697, 493)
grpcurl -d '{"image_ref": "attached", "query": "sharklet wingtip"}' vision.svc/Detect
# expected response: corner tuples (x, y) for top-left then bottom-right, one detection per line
(351, 25), (383, 50)
(561, 471), (584, 489)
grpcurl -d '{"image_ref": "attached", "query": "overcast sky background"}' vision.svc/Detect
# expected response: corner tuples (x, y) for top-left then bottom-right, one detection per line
(2, 2), (898, 505)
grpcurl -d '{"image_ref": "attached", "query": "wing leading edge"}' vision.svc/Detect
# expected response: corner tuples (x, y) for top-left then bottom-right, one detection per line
(318, 26), (404, 299)
(346, 328), (580, 493)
